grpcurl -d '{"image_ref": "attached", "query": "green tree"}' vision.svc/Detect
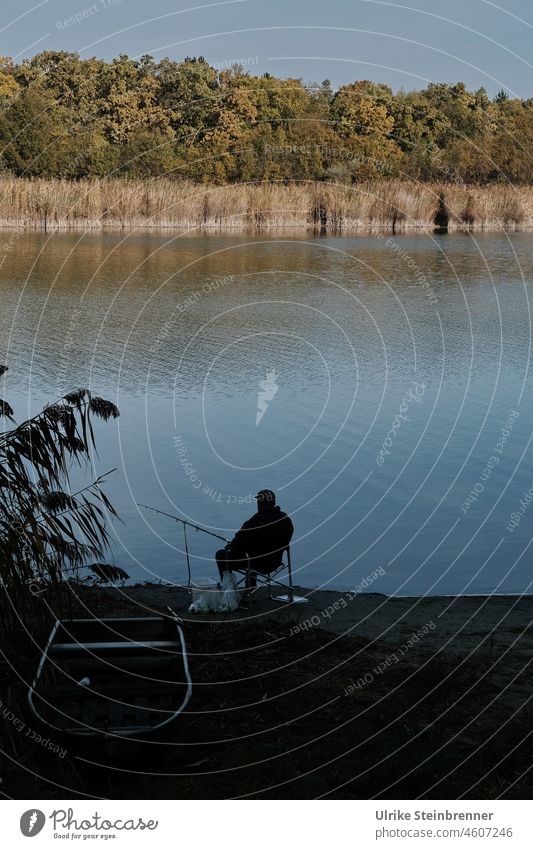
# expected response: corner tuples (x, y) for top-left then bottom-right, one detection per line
(488, 99), (533, 183)
(156, 56), (219, 141)
(119, 129), (176, 178)
(494, 89), (509, 104)
(0, 88), (63, 176)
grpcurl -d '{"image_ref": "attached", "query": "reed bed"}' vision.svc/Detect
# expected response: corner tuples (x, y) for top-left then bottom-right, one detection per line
(0, 177), (531, 231)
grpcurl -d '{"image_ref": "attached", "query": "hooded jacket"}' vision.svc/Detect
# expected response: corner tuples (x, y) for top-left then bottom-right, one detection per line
(230, 505), (294, 574)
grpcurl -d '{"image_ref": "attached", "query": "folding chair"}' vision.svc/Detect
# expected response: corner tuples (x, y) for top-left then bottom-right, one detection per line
(233, 546), (308, 607)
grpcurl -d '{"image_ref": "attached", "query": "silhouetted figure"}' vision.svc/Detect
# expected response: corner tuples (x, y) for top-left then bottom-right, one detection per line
(434, 192), (449, 230)
(216, 489), (294, 583)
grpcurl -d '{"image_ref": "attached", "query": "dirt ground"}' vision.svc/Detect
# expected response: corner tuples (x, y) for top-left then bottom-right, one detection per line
(1, 583), (533, 800)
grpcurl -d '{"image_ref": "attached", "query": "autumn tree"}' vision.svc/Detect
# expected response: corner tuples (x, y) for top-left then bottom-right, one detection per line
(0, 56), (19, 108)
(489, 99), (533, 183)
(99, 55), (172, 144)
(0, 50), (530, 184)
(329, 82), (400, 178)
(156, 56), (219, 141)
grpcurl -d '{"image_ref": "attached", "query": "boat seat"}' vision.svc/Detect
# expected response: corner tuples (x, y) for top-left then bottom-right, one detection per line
(36, 680), (185, 696)
(49, 640), (180, 653)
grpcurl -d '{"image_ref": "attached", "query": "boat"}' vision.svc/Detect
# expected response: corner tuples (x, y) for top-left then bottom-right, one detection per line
(27, 616), (192, 751)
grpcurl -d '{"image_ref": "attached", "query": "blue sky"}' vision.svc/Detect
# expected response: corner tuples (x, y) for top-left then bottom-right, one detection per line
(2, 0), (532, 96)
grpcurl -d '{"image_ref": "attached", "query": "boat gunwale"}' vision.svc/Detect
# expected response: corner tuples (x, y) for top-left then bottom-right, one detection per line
(27, 616), (192, 740)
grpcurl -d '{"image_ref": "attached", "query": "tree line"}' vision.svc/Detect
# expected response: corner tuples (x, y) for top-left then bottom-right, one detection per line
(0, 51), (530, 185)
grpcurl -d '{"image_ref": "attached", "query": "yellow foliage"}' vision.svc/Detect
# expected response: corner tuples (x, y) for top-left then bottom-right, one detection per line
(0, 71), (19, 100)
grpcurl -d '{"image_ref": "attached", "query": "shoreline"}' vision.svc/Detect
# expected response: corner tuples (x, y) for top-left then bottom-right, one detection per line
(129, 579), (533, 598)
(107, 582), (533, 657)
(1, 221), (532, 233)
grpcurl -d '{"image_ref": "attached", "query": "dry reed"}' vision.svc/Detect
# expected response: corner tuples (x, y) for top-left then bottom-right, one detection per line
(0, 177), (531, 231)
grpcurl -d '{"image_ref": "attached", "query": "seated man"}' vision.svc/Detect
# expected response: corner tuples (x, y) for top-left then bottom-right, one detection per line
(216, 489), (294, 584)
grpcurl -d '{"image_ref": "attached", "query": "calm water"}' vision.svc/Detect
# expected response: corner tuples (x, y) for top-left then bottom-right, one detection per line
(2, 230), (533, 596)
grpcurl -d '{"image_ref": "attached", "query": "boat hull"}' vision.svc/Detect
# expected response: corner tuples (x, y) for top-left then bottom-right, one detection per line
(27, 616), (192, 757)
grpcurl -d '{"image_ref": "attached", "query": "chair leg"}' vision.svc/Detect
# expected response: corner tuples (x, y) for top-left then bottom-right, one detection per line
(287, 548), (294, 604)
(246, 558), (252, 608)
(269, 547), (306, 604)
(237, 549), (302, 606)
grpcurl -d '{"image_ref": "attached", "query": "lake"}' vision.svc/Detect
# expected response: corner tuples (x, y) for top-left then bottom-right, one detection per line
(1, 229), (533, 596)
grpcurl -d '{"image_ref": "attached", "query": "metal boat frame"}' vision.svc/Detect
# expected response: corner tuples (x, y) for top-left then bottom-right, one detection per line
(27, 616), (192, 742)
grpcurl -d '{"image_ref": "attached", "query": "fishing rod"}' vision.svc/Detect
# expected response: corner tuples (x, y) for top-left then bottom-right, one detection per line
(138, 503), (231, 586)
(138, 504), (230, 542)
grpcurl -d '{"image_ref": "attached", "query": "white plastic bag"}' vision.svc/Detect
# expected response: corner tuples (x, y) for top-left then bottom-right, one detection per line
(188, 571), (241, 613)
(219, 570), (241, 611)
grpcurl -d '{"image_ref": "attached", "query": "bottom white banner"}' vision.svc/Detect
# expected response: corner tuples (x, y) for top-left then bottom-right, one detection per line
(1, 799), (531, 848)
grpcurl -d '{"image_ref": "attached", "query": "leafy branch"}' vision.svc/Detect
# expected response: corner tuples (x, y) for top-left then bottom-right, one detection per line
(0, 366), (120, 623)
